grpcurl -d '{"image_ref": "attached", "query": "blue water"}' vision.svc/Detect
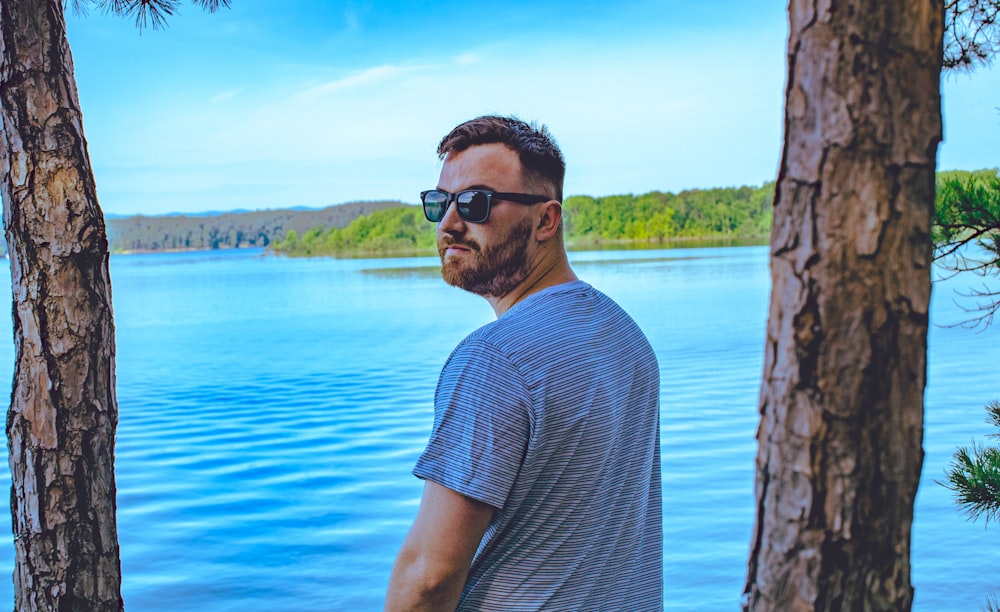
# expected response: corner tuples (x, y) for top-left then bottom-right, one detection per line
(0, 245), (995, 610)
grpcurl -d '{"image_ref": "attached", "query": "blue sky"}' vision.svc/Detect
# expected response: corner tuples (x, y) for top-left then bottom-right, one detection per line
(64, 0), (999, 216)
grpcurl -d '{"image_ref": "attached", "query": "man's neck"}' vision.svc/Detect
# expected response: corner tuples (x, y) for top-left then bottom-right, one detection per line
(486, 252), (578, 317)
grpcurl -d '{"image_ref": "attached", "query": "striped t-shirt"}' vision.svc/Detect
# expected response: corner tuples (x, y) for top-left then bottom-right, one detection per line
(414, 280), (662, 611)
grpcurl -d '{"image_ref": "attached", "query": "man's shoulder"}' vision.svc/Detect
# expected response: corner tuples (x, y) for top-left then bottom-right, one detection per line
(479, 281), (596, 334)
(460, 281), (647, 358)
(504, 279), (606, 320)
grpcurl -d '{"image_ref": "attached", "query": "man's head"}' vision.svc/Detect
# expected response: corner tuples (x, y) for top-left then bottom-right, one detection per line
(429, 116), (568, 303)
(437, 115), (565, 202)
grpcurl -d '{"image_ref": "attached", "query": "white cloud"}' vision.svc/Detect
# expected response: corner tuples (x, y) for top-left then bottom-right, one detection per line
(454, 53), (482, 66)
(295, 64), (423, 99)
(209, 89), (242, 103)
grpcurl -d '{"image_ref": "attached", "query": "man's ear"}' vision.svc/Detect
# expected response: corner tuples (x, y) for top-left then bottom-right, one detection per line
(535, 200), (562, 241)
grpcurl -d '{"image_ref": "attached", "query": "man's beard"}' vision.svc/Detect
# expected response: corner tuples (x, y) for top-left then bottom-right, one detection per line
(438, 217), (533, 297)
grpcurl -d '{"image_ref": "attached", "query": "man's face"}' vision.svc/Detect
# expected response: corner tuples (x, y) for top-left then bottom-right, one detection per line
(435, 143), (537, 298)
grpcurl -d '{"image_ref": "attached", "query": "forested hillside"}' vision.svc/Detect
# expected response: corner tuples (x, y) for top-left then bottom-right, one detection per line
(271, 182), (777, 257)
(563, 183), (774, 242)
(105, 201), (403, 252)
(47, 169), (994, 259)
(272, 205), (436, 257)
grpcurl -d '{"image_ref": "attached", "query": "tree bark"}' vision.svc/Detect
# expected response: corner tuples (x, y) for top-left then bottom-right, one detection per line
(0, 1), (123, 609)
(744, 1), (942, 610)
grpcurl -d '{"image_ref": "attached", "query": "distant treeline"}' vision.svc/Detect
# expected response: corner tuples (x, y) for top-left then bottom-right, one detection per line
(271, 182), (778, 257)
(105, 201), (402, 253)
(273, 205), (436, 257)
(564, 183), (774, 243)
(5, 170), (984, 259)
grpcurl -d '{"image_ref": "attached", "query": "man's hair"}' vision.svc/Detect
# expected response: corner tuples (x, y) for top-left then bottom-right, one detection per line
(437, 115), (565, 201)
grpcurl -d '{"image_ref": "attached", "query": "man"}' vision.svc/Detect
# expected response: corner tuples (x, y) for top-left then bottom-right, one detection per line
(386, 115), (662, 611)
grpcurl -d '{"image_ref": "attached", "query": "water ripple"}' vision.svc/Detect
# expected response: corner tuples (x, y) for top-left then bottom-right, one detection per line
(0, 247), (992, 609)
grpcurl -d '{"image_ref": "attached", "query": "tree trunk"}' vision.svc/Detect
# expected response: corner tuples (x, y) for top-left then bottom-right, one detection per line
(0, 1), (123, 609)
(743, 1), (942, 610)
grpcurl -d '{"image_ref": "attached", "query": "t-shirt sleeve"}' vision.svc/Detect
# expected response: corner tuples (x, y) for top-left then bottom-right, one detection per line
(413, 338), (532, 509)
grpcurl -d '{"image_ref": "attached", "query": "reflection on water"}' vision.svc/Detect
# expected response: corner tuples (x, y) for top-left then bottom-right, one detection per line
(360, 265), (440, 279)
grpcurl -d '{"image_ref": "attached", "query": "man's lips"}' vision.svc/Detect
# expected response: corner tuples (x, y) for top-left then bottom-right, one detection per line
(439, 240), (478, 256)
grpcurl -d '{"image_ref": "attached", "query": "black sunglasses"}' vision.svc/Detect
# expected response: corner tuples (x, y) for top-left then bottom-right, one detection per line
(420, 189), (551, 224)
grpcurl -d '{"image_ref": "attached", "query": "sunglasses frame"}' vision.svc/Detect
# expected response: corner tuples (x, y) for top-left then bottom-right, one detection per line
(420, 189), (552, 224)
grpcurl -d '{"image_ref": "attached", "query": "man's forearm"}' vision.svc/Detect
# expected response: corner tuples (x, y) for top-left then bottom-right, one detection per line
(385, 482), (493, 610)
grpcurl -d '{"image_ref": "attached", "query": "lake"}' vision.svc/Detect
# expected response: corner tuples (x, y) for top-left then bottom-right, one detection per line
(0, 245), (995, 610)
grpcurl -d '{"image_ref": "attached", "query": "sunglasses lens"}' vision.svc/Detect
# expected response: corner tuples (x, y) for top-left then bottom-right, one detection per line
(422, 191), (448, 222)
(457, 191), (490, 223)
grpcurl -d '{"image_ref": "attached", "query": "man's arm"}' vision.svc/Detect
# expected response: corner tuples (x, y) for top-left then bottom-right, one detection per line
(385, 480), (495, 611)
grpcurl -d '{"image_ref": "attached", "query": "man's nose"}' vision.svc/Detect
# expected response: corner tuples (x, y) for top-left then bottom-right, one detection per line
(437, 196), (466, 233)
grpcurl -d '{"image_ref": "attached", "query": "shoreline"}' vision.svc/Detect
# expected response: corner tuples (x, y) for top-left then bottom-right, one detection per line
(109, 234), (771, 258)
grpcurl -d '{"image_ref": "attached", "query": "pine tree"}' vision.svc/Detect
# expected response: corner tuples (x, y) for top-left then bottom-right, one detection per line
(1, 1), (229, 608)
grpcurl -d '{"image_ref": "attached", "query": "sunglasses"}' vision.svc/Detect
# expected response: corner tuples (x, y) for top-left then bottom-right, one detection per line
(420, 189), (551, 224)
